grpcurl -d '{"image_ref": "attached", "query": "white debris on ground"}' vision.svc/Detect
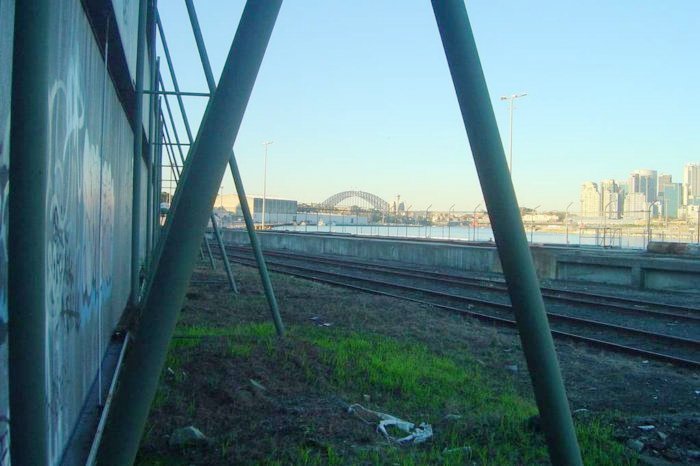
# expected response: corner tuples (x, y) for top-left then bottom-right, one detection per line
(348, 403), (433, 445)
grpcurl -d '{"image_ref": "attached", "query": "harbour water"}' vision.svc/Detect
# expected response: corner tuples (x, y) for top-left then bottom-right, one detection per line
(273, 224), (662, 249)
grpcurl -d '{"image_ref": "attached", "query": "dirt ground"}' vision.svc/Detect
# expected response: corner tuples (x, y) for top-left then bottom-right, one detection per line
(136, 262), (699, 465)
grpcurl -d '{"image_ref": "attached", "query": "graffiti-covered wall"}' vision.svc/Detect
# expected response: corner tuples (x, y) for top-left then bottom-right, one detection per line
(0, 0), (14, 463)
(45, 0), (135, 462)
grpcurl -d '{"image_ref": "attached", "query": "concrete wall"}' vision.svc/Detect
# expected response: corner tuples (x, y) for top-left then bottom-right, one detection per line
(222, 230), (700, 294)
(0, 0), (13, 463)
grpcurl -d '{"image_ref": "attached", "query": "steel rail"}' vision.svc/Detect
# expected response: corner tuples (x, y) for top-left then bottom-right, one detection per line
(257, 231), (700, 314)
(223, 254), (700, 369)
(224, 244), (700, 322)
(221, 250), (700, 349)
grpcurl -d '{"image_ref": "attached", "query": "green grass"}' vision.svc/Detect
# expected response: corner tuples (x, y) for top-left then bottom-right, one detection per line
(144, 322), (636, 465)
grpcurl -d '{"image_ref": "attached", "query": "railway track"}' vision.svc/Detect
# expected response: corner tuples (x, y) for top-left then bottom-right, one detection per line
(207, 244), (700, 368)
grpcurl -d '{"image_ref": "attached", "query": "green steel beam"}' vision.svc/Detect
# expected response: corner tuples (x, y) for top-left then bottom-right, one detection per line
(159, 110), (207, 263)
(430, 2), (582, 465)
(8, 2), (50, 464)
(129, 0), (149, 306)
(158, 77), (231, 278)
(155, 11), (195, 143)
(154, 38), (241, 291)
(96, 3), (283, 463)
(145, 14), (159, 268)
(185, 0), (284, 334)
(213, 216), (239, 293)
(143, 89), (211, 97)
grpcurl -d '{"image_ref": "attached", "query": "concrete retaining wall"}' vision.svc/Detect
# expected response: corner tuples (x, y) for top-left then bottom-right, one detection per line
(222, 230), (700, 294)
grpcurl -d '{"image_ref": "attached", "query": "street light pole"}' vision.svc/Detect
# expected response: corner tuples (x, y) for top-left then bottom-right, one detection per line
(565, 202), (573, 245)
(603, 200), (614, 248)
(261, 141), (273, 228)
(500, 93), (527, 175)
(472, 202), (481, 241)
(646, 201), (660, 248)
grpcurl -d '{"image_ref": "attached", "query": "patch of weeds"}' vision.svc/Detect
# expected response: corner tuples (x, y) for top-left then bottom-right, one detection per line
(576, 418), (636, 465)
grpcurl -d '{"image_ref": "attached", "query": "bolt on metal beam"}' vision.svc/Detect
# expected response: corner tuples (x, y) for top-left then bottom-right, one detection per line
(185, 0), (284, 333)
(96, 2), (283, 463)
(430, 1), (582, 465)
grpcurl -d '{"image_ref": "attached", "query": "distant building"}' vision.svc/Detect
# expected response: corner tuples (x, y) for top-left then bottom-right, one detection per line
(623, 192), (647, 220)
(580, 182), (601, 217)
(683, 163), (700, 206)
(662, 183), (682, 219)
(599, 179), (622, 219)
(629, 169), (658, 204)
(658, 173), (673, 194)
(215, 194), (298, 224)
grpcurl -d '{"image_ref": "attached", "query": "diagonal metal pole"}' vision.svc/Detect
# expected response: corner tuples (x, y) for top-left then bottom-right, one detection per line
(185, 0), (283, 329)
(155, 17), (239, 286)
(162, 92), (218, 270)
(97, 3), (283, 463)
(214, 215), (238, 293)
(158, 76), (240, 287)
(430, 2), (582, 465)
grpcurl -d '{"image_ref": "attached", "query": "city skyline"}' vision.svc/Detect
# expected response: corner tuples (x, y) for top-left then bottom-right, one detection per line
(158, 1), (699, 212)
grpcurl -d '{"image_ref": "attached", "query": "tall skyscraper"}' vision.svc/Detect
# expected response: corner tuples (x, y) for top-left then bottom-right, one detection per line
(683, 163), (700, 206)
(629, 169), (658, 203)
(657, 174), (673, 218)
(580, 182), (601, 217)
(623, 192), (647, 220)
(662, 183), (682, 219)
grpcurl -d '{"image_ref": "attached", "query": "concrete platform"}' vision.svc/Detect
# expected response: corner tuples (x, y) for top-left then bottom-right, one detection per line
(220, 230), (700, 294)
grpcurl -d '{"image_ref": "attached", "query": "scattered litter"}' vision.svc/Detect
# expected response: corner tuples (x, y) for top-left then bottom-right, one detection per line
(309, 315), (332, 327)
(169, 426), (208, 448)
(504, 364), (518, 373)
(362, 394), (371, 402)
(249, 379), (267, 393)
(637, 425), (656, 431)
(694, 390), (700, 396)
(657, 431), (668, 441)
(348, 404), (433, 445)
(642, 360), (649, 364)
(573, 408), (589, 415)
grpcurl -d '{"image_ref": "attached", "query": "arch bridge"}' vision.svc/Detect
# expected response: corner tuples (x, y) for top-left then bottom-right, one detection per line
(321, 190), (389, 212)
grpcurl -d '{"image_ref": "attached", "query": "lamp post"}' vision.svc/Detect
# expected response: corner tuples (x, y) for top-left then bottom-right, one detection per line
(646, 201), (660, 248)
(500, 93), (527, 175)
(530, 205), (541, 244)
(472, 202), (481, 241)
(448, 204), (455, 239)
(565, 202), (573, 245)
(261, 140), (273, 228)
(602, 200), (614, 248)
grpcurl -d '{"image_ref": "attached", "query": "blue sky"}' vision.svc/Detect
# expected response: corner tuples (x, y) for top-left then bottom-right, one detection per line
(157, 1), (700, 211)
